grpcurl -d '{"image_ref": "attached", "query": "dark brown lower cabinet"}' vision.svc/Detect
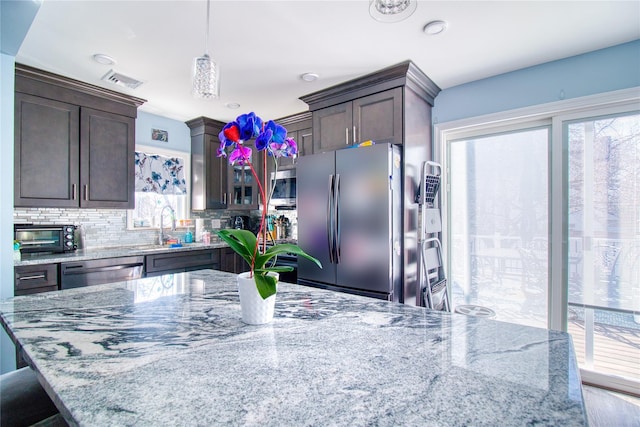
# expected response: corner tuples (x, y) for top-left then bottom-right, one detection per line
(14, 264), (59, 296)
(221, 247), (250, 274)
(145, 249), (221, 277)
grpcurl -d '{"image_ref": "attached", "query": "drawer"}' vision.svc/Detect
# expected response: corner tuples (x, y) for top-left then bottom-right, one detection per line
(15, 264), (59, 294)
(145, 249), (221, 274)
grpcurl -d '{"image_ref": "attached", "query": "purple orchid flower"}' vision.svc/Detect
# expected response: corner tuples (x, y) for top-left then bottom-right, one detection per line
(269, 137), (298, 158)
(284, 137), (298, 156)
(216, 142), (227, 158)
(228, 144), (252, 165)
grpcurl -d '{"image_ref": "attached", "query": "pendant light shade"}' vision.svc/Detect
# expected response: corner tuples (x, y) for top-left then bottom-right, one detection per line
(193, 54), (220, 99)
(192, 0), (219, 99)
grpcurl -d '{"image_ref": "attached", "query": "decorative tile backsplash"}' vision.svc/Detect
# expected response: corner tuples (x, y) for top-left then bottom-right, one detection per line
(14, 208), (297, 249)
(13, 208), (233, 249)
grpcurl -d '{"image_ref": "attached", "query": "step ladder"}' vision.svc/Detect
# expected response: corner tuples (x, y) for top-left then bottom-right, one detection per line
(416, 161), (450, 311)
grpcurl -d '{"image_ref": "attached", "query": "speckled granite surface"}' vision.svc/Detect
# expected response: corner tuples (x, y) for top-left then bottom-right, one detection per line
(0, 270), (587, 426)
(14, 242), (229, 266)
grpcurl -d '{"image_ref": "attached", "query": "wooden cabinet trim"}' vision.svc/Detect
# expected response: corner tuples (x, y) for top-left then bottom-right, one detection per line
(15, 63), (145, 117)
(300, 60), (440, 111)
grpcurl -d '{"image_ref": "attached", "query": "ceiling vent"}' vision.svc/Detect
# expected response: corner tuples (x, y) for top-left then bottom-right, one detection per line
(100, 69), (143, 89)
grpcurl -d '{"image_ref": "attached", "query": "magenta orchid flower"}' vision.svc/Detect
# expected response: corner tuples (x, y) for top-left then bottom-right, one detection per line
(228, 144), (252, 165)
(269, 137), (298, 158)
(283, 137), (298, 156)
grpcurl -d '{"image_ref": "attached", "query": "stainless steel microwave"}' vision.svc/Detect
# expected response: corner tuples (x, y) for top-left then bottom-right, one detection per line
(269, 169), (296, 208)
(14, 224), (77, 254)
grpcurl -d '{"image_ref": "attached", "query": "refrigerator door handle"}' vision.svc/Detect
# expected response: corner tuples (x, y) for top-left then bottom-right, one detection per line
(327, 174), (335, 264)
(334, 173), (341, 264)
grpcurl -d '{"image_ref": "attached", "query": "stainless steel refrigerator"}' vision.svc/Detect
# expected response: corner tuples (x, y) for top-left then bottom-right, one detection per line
(297, 143), (402, 301)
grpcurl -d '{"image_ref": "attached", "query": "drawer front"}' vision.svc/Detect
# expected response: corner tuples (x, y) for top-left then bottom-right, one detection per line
(15, 264), (59, 293)
(145, 249), (220, 273)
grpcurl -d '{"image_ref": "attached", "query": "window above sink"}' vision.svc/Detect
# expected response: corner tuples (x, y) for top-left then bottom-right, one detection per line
(127, 144), (190, 230)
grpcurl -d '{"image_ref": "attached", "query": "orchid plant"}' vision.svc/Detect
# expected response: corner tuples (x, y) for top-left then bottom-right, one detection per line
(216, 112), (321, 300)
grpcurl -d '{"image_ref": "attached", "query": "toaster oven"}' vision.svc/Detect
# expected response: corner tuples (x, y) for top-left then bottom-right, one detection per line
(14, 224), (77, 254)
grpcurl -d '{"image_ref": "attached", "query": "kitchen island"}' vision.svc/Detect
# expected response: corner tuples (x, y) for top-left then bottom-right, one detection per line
(0, 270), (587, 426)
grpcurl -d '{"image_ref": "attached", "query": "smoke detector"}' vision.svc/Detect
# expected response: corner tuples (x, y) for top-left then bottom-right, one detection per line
(100, 69), (143, 89)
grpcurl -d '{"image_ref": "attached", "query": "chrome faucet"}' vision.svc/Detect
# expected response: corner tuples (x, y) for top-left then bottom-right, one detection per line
(159, 205), (176, 245)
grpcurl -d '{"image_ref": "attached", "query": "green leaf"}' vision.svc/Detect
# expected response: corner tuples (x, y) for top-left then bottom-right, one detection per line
(217, 229), (256, 267)
(218, 229), (322, 299)
(255, 266), (294, 273)
(256, 244), (322, 271)
(254, 273), (278, 299)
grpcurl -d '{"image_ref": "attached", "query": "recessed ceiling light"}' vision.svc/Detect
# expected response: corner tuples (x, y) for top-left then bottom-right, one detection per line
(301, 73), (319, 82)
(92, 53), (116, 65)
(226, 102), (240, 109)
(423, 20), (448, 36)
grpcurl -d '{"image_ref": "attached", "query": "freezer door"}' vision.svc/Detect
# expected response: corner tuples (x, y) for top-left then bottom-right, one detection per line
(297, 151), (337, 284)
(335, 143), (399, 295)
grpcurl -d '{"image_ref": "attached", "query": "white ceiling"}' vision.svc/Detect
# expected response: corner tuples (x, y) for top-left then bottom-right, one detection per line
(16, 0), (640, 123)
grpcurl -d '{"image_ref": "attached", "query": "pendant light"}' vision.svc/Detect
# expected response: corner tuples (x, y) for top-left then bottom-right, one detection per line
(192, 0), (220, 99)
(369, 0), (417, 23)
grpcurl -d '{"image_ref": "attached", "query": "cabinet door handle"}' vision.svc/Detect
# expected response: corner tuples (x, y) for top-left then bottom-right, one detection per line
(18, 274), (46, 281)
(84, 185), (89, 201)
(223, 193), (227, 204)
(353, 126), (357, 145)
(72, 184), (77, 200)
(345, 128), (349, 145)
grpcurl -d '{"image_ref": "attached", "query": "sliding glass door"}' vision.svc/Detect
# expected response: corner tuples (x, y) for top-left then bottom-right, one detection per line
(448, 127), (550, 329)
(565, 111), (639, 392)
(443, 104), (639, 394)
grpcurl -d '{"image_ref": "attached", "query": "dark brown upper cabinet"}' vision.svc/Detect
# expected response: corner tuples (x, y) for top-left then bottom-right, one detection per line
(227, 138), (262, 211)
(310, 88), (403, 152)
(14, 64), (144, 209)
(272, 111), (312, 168)
(300, 60), (440, 154)
(187, 117), (227, 210)
(187, 116), (263, 211)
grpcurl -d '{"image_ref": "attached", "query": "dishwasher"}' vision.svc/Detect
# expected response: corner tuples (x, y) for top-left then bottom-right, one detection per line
(60, 256), (144, 289)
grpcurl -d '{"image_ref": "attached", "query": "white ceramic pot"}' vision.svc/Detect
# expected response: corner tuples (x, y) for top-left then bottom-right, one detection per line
(237, 272), (278, 325)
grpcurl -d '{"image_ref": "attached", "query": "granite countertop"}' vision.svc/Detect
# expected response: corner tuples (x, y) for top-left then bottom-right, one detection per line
(14, 242), (230, 266)
(0, 270), (587, 426)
